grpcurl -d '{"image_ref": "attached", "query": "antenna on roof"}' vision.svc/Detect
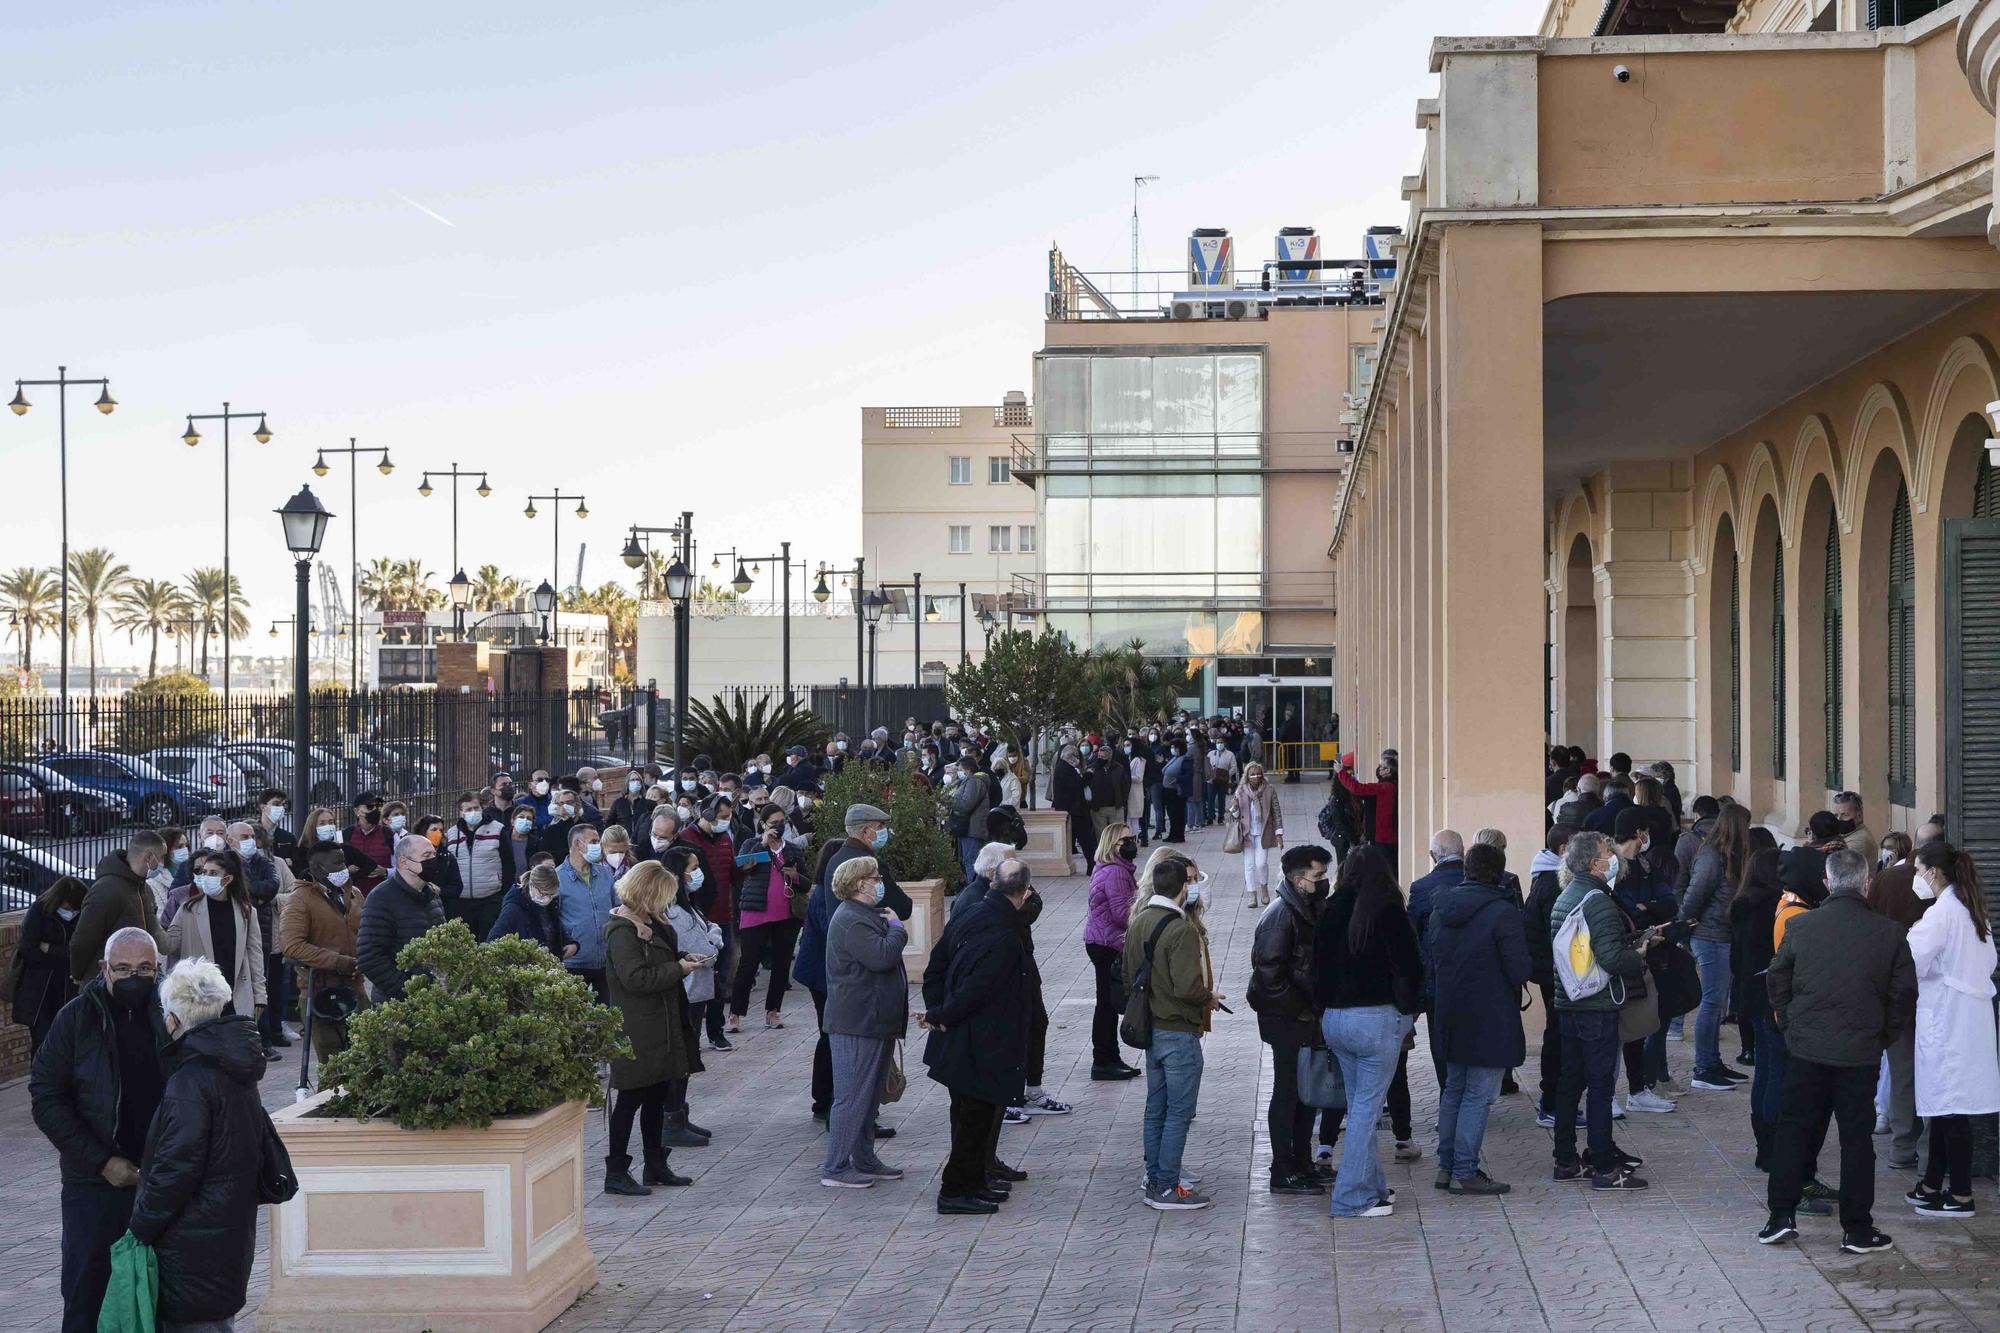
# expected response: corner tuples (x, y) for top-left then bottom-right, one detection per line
(1132, 175), (1159, 305)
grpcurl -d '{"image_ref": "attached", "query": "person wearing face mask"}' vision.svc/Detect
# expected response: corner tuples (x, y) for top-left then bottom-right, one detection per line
(1249, 846), (1334, 1195)
(1230, 763), (1286, 908)
(379, 800), (411, 839)
(257, 787), (297, 864)
(280, 845), (368, 1061)
(1864, 829), (1928, 1162)
(162, 849), (267, 1038)
(1832, 790), (1878, 869)
(797, 804), (912, 1126)
(126, 956), (268, 1333)
(948, 757), (994, 885)
(611, 770), (656, 835)
(727, 806), (809, 1034)
(775, 745), (819, 792)
(679, 796), (742, 1050)
(150, 830), (189, 922)
(1336, 752), (1400, 877)
(1206, 736), (1238, 830)
(1121, 857), (1218, 1211)
(342, 793), (395, 894)
(11, 876), (86, 1057)
(70, 830), (171, 984)
(491, 771), (519, 810)
(1902, 842), (1997, 1222)
(488, 861), (574, 962)
(660, 846), (724, 1145)
(32, 926), (169, 1333)
(574, 767), (605, 822)
(819, 855), (908, 1189)
(356, 834), (447, 1002)
(551, 826), (618, 1004)
(539, 786), (588, 858)
(165, 817), (233, 929)
(1082, 826), (1144, 1080)
(290, 805), (380, 891)
(824, 737), (848, 775)
(442, 790), (513, 941)
(525, 769), (555, 826)
(227, 820), (287, 1058)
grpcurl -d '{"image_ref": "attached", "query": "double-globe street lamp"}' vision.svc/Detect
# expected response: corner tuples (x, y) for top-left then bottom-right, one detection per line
(524, 491), (587, 647)
(861, 586), (888, 734)
(8, 366), (116, 745)
(278, 487), (333, 824)
(622, 516), (694, 771)
(811, 558), (867, 702)
(419, 463), (493, 639)
(708, 543), (806, 704)
(183, 402), (276, 708)
(310, 440), (393, 693)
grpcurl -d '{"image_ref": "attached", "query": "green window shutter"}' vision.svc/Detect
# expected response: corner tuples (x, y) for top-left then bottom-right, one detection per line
(1945, 516), (2000, 879)
(1773, 535), (1786, 782)
(1976, 457), (2000, 520)
(1824, 512), (1843, 791)
(1730, 551), (1742, 774)
(1888, 482), (1916, 806)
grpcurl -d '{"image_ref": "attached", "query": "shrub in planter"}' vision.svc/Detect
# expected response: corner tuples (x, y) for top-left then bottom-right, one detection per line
(317, 919), (630, 1130)
(809, 763), (961, 891)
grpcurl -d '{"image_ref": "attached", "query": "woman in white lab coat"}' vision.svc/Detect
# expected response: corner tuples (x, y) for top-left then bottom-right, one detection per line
(1905, 842), (1999, 1217)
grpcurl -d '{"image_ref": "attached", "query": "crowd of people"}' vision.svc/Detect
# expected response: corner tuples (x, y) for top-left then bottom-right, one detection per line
(18, 718), (1999, 1328)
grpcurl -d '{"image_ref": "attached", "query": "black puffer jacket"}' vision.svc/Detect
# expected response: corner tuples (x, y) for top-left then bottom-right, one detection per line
(128, 1013), (267, 1325)
(355, 874), (445, 1000)
(29, 978), (169, 1183)
(921, 893), (1029, 1108)
(1248, 879), (1320, 1046)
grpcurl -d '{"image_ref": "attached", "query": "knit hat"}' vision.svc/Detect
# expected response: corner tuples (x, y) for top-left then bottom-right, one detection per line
(844, 802), (889, 832)
(1613, 807), (1648, 840)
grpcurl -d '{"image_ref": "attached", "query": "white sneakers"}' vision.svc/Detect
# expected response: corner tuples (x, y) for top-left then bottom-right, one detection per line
(1628, 1089), (1676, 1114)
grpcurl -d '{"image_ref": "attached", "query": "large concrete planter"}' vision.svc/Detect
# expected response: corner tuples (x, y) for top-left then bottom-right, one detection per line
(900, 877), (945, 977)
(1019, 809), (1074, 879)
(257, 1092), (597, 1333)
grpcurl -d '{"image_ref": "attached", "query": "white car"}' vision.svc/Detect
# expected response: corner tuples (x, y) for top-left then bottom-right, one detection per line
(145, 747), (255, 813)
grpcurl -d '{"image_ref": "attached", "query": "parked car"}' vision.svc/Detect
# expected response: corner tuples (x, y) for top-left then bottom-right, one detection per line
(42, 751), (217, 828)
(145, 746), (256, 813)
(0, 771), (47, 838)
(0, 761), (129, 836)
(0, 834), (88, 910)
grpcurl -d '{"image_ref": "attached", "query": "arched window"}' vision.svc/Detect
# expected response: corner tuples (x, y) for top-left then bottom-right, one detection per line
(1888, 481), (1915, 805)
(1823, 511), (1843, 790)
(1729, 549), (1742, 773)
(1978, 455), (2000, 519)
(1772, 533), (1786, 782)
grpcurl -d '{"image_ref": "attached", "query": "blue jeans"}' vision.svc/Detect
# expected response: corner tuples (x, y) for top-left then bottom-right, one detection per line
(1752, 1009), (1788, 1139)
(1437, 1064), (1505, 1180)
(1323, 1005), (1408, 1215)
(1691, 937), (1731, 1075)
(957, 835), (982, 884)
(1552, 1008), (1621, 1171)
(1143, 1029), (1204, 1192)
(1145, 783), (1167, 839)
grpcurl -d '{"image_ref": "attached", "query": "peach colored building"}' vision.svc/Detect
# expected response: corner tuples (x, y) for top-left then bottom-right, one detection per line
(1015, 238), (1382, 730)
(1334, 0), (2000, 882)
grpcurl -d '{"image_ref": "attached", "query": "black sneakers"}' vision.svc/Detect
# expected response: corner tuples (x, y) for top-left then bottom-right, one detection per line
(1591, 1167), (1649, 1191)
(1841, 1228), (1895, 1253)
(1756, 1215), (1798, 1245)
(1913, 1194), (1976, 1219)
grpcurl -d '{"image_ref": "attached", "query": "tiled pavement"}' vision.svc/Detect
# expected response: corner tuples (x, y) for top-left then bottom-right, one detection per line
(3, 782), (1999, 1331)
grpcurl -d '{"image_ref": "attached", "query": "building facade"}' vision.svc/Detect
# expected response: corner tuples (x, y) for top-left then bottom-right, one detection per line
(1333, 0), (2000, 880)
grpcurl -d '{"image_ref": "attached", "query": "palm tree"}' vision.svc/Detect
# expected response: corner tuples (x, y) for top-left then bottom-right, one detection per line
(182, 567), (247, 678)
(0, 566), (59, 675)
(471, 564), (524, 612)
(114, 578), (192, 679)
(394, 558), (442, 611)
(632, 550), (669, 601)
(67, 548), (130, 707)
(358, 556), (400, 612)
(568, 582), (638, 678)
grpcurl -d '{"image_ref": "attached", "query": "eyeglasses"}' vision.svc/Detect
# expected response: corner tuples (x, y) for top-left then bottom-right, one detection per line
(105, 963), (159, 980)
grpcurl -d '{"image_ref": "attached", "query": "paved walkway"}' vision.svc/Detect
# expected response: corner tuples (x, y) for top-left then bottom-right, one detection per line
(2, 783), (1998, 1331)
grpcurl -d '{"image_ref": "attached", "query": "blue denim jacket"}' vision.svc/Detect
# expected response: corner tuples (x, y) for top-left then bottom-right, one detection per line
(555, 859), (618, 972)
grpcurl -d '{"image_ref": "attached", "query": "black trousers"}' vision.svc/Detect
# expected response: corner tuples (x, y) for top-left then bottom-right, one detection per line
(704, 924), (734, 1040)
(60, 1180), (134, 1333)
(1537, 982), (1564, 1109)
(730, 918), (801, 1016)
(1267, 1040), (1317, 1178)
(1164, 792), (1187, 842)
(1769, 1055), (1875, 1234)
(448, 891), (504, 942)
(1025, 983), (1048, 1090)
(945, 1091), (1003, 1197)
(1085, 943), (1124, 1067)
(809, 987), (834, 1115)
(608, 1081), (670, 1165)
(1925, 1114), (1974, 1198)
(1064, 804), (1094, 859)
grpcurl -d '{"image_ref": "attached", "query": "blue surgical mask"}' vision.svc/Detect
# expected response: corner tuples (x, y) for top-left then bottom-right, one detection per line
(314, 825), (337, 843)
(462, 810), (481, 826)
(871, 827), (890, 851)
(172, 845), (191, 864)
(237, 838), (258, 858)
(688, 868), (705, 890)
(57, 907), (77, 921)
(388, 814), (407, 832)
(196, 874), (226, 900)
(513, 816), (533, 834)
(583, 844), (603, 864)
(872, 880), (886, 905)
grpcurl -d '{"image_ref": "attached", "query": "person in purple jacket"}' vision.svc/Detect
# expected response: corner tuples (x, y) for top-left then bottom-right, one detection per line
(1084, 822), (1143, 1081)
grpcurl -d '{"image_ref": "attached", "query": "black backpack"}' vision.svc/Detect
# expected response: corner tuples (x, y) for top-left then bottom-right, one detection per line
(1118, 914), (1178, 1050)
(988, 804), (1028, 850)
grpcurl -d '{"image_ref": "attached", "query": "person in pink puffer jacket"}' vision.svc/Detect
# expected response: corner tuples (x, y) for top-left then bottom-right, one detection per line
(1085, 822), (1143, 1080)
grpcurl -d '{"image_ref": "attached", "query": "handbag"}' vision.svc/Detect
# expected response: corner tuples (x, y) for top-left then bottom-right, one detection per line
(257, 1110), (300, 1205)
(1651, 941), (1702, 1022)
(1295, 1044), (1346, 1110)
(880, 1039), (907, 1104)
(1221, 816), (1245, 855)
(1118, 915), (1178, 1050)
(787, 873), (812, 923)
(1615, 971), (1660, 1044)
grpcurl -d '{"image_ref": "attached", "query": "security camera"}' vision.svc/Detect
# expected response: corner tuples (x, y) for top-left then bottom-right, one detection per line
(1613, 64), (1632, 83)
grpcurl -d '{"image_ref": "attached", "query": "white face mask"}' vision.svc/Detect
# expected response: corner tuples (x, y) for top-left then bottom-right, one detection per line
(533, 780), (550, 796)
(326, 869), (351, 888)
(677, 805), (693, 821)
(202, 834), (227, 852)
(591, 778), (603, 791)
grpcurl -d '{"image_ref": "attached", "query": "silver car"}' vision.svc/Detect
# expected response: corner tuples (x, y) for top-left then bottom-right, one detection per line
(145, 746), (256, 813)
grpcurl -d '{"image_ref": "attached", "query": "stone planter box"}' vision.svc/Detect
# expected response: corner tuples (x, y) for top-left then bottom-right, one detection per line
(1019, 809), (1075, 879)
(900, 877), (945, 978)
(257, 1092), (597, 1333)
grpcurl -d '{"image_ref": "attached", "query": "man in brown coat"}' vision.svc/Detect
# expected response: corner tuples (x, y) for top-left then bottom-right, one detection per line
(279, 846), (367, 1059)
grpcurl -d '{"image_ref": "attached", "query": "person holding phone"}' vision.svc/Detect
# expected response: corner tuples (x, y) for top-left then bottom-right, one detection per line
(728, 806), (808, 1033)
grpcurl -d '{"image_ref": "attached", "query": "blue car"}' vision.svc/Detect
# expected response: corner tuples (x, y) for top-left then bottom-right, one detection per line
(42, 751), (218, 829)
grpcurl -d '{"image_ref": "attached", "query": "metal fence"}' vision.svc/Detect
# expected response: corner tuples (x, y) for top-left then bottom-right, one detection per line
(0, 685), (657, 906)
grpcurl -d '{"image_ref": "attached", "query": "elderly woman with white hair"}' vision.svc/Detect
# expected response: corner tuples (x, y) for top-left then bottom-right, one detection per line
(820, 855), (907, 1189)
(128, 957), (268, 1332)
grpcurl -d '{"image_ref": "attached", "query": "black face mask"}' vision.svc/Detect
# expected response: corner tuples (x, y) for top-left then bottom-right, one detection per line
(1834, 817), (1857, 836)
(110, 976), (156, 1012)
(1117, 838), (1138, 861)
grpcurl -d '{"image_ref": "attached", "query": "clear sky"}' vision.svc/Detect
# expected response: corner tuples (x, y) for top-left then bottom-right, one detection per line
(1, 0), (1545, 665)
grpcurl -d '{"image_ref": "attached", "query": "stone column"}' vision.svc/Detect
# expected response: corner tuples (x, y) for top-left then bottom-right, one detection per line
(1597, 462), (1698, 788)
(1957, 0), (2000, 249)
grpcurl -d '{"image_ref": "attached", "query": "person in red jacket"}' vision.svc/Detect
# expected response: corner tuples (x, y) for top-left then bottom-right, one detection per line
(1337, 753), (1400, 878)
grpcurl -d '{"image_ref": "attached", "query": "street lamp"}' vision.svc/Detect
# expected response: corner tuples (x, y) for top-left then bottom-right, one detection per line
(978, 607), (998, 647)
(278, 486), (332, 824)
(309, 438), (392, 695)
(447, 568), (473, 641)
(872, 574), (927, 685)
(625, 514), (697, 771)
(419, 464), (496, 634)
(861, 588), (888, 735)
(531, 579), (558, 645)
(817, 557), (868, 695)
(524, 491), (586, 646)
(184, 400), (276, 708)
(8, 365), (115, 745)
(711, 543), (806, 704)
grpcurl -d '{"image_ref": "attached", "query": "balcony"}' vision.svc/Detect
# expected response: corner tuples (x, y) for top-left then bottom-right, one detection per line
(1008, 430), (1353, 486)
(1046, 246), (1393, 322)
(864, 403), (1033, 434)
